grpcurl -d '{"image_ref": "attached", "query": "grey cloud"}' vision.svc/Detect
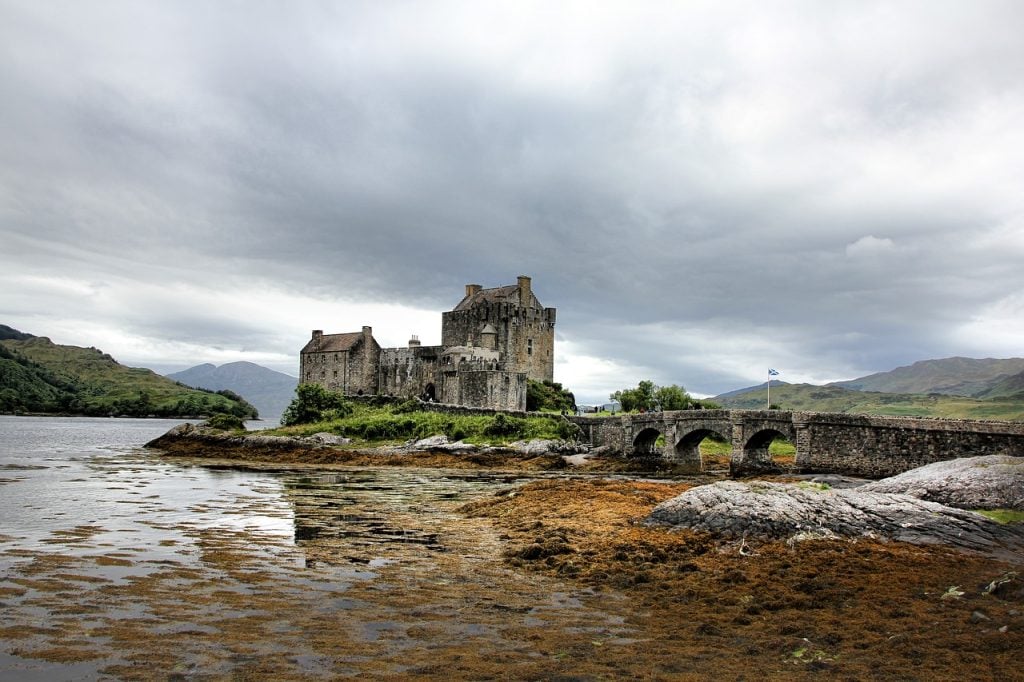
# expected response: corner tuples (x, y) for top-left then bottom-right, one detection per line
(2, 1), (1023, 399)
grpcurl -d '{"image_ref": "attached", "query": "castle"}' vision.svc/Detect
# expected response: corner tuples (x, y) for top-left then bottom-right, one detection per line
(299, 276), (555, 411)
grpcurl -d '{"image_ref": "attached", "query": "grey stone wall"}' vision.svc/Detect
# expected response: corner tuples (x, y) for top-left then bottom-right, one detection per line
(576, 410), (1024, 478)
(794, 412), (1024, 478)
(441, 302), (555, 382)
(300, 341), (380, 396)
(378, 346), (441, 398)
(436, 361), (526, 411)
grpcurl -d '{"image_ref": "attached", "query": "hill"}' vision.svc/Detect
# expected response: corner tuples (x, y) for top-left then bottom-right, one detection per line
(829, 357), (1024, 396)
(713, 382), (1024, 421)
(714, 380), (788, 399)
(0, 329), (258, 418)
(167, 362), (297, 420)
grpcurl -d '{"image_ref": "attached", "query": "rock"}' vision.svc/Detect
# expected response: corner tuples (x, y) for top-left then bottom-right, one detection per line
(305, 433), (351, 445)
(646, 480), (1024, 557)
(145, 422), (322, 457)
(794, 474), (871, 489)
(971, 611), (990, 623)
(861, 455), (1024, 510)
(411, 435), (451, 449)
(508, 439), (581, 456)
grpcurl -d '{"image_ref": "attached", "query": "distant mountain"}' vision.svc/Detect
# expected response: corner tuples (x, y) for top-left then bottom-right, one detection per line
(1, 327), (258, 418)
(714, 380), (789, 400)
(829, 357), (1024, 397)
(167, 361), (297, 420)
(712, 382), (1024, 421)
(973, 369), (1024, 401)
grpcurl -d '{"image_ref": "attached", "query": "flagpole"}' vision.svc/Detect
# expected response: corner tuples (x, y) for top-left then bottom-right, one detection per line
(767, 368), (770, 410)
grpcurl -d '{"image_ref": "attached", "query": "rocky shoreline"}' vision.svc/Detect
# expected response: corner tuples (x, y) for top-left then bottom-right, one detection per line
(144, 421), (595, 470)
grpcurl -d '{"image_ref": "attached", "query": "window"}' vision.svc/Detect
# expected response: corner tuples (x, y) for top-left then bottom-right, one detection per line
(527, 339), (533, 356)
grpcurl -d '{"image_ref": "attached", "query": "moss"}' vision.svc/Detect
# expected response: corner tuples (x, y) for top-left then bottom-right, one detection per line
(975, 509), (1024, 524)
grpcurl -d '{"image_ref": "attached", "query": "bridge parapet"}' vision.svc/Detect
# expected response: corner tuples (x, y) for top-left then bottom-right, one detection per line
(573, 409), (1024, 478)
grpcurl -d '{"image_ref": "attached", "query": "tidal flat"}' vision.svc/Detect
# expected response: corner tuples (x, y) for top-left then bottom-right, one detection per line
(1, 417), (1022, 680)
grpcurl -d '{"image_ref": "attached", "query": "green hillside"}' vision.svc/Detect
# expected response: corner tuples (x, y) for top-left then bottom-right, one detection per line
(715, 382), (1024, 421)
(0, 331), (258, 418)
(830, 357), (1024, 396)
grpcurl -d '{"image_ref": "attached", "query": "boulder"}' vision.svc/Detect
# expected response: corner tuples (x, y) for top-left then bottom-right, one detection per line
(304, 432), (351, 446)
(860, 455), (1024, 510)
(646, 480), (1024, 556)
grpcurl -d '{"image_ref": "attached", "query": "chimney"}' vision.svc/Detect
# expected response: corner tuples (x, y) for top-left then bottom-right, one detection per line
(312, 330), (323, 350)
(465, 283), (482, 298)
(517, 275), (532, 306)
(362, 326), (372, 341)
(408, 334), (421, 348)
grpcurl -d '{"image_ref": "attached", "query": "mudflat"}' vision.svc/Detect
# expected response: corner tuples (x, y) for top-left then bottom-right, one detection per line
(2, 465), (1021, 680)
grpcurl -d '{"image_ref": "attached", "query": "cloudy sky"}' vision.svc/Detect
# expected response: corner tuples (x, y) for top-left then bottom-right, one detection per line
(2, 1), (1022, 403)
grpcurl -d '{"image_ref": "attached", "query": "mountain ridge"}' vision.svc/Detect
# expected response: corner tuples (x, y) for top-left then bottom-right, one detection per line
(1, 327), (258, 418)
(712, 356), (1024, 420)
(167, 361), (297, 420)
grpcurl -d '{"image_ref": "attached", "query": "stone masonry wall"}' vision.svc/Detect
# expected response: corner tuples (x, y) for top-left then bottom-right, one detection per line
(378, 346), (441, 398)
(441, 303), (555, 382)
(795, 412), (1024, 478)
(573, 410), (1024, 478)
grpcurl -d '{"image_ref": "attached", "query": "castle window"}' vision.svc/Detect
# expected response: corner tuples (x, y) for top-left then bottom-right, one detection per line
(527, 339), (533, 356)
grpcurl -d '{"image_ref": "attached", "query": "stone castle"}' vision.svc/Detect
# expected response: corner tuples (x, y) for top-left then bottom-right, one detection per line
(300, 276), (555, 411)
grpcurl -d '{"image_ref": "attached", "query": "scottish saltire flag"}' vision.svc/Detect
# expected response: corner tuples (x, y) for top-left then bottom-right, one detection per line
(768, 368), (779, 376)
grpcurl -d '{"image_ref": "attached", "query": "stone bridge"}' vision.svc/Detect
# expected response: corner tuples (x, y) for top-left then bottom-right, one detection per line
(570, 410), (1024, 478)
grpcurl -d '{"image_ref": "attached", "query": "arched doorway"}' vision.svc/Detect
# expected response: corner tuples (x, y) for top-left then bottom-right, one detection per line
(422, 383), (436, 402)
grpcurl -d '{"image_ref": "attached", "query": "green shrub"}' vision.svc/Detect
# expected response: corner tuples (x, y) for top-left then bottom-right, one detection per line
(204, 413), (246, 431)
(281, 384), (353, 426)
(483, 413), (527, 438)
(393, 398), (422, 414)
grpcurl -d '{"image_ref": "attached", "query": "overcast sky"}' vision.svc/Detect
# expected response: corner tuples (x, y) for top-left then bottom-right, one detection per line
(2, 1), (1023, 404)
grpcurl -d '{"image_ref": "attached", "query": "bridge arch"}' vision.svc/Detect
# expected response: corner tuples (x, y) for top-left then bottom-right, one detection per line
(732, 427), (790, 474)
(674, 426), (732, 471)
(632, 427), (663, 456)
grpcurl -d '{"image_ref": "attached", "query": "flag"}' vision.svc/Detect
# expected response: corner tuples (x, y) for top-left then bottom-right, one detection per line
(768, 368), (779, 376)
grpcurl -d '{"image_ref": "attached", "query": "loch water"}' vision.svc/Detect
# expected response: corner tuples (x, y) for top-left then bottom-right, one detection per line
(1, 416), (607, 680)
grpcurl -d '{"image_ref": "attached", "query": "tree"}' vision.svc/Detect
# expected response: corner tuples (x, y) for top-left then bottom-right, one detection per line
(611, 380), (691, 412)
(654, 384), (691, 411)
(526, 379), (576, 412)
(281, 384), (353, 426)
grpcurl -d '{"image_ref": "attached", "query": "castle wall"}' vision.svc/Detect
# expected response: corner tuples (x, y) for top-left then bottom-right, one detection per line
(378, 346), (441, 398)
(441, 303), (555, 382)
(299, 330), (380, 396)
(438, 364), (526, 412)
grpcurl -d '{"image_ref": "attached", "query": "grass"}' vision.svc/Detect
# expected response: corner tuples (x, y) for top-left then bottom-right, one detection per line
(975, 509), (1024, 524)
(696, 436), (795, 467)
(269, 401), (580, 445)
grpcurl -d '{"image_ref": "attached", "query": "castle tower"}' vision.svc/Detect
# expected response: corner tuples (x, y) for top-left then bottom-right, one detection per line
(441, 275), (555, 382)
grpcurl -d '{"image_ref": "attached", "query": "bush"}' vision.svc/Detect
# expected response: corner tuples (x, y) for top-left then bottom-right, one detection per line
(483, 413), (527, 438)
(527, 380), (576, 412)
(204, 413), (246, 431)
(281, 384), (353, 426)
